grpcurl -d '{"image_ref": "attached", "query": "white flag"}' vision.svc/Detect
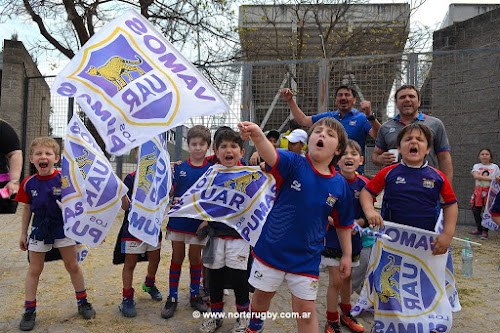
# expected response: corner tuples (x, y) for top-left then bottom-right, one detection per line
(62, 115), (128, 246)
(128, 135), (171, 246)
(352, 222), (452, 332)
(51, 9), (229, 156)
(168, 165), (276, 247)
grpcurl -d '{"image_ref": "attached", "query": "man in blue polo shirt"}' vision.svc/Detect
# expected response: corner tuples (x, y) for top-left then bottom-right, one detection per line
(371, 84), (453, 184)
(281, 86), (381, 172)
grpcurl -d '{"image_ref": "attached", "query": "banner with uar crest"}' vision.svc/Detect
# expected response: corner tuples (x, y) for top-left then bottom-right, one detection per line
(168, 165), (276, 247)
(51, 9), (229, 156)
(128, 134), (171, 246)
(62, 115), (128, 247)
(351, 222), (452, 333)
(482, 178), (499, 231)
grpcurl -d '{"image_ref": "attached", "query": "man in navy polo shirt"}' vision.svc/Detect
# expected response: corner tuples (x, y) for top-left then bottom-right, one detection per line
(281, 86), (381, 173)
(371, 84), (453, 184)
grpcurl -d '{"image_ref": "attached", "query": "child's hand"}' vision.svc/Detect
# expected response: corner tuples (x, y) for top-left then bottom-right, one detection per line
(196, 221), (209, 239)
(249, 152), (261, 166)
(259, 161), (267, 172)
(280, 88), (294, 102)
(339, 256), (352, 279)
(19, 235), (28, 251)
(172, 197), (180, 205)
(365, 211), (383, 229)
(431, 233), (452, 255)
(238, 122), (261, 141)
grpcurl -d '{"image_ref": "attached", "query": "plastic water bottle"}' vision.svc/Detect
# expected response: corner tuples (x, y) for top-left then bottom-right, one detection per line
(461, 238), (473, 276)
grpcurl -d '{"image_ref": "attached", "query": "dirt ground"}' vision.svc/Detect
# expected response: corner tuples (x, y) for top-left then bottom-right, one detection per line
(0, 209), (499, 333)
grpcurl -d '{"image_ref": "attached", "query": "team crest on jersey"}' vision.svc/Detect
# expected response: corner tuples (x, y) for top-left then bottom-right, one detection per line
(349, 120), (357, 126)
(326, 193), (338, 207)
(372, 246), (442, 316)
(395, 176), (406, 184)
(354, 190), (360, 199)
(422, 178), (435, 189)
(52, 187), (62, 196)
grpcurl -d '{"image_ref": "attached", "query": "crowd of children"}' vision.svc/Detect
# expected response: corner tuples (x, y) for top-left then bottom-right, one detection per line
(15, 98), (471, 332)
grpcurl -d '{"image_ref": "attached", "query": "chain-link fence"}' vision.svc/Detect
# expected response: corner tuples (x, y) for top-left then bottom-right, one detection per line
(22, 48), (500, 195)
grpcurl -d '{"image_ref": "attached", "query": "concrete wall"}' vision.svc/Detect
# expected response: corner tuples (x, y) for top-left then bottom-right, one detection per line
(431, 8), (500, 224)
(0, 40), (51, 177)
(441, 3), (500, 29)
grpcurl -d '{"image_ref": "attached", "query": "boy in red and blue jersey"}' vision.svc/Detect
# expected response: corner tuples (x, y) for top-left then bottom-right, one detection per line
(162, 125), (212, 319)
(360, 123), (458, 255)
(323, 139), (368, 333)
(15, 137), (95, 331)
(239, 118), (354, 333)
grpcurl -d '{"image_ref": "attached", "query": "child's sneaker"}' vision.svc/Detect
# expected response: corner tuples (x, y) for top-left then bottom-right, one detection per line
(231, 317), (249, 333)
(161, 297), (177, 319)
(341, 313), (364, 332)
(469, 229), (481, 236)
(325, 321), (341, 333)
(481, 232), (488, 240)
(119, 299), (137, 317)
(19, 310), (36, 331)
(199, 318), (223, 333)
(190, 294), (209, 312)
(142, 283), (163, 301)
(78, 300), (96, 319)
(244, 326), (264, 333)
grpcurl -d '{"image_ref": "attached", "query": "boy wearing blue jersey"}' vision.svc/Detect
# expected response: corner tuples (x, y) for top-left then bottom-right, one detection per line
(162, 125), (212, 319)
(323, 140), (367, 333)
(15, 137), (95, 331)
(117, 148), (163, 318)
(239, 118), (354, 333)
(198, 128), (252, 333)
(360, 123), (458, 255)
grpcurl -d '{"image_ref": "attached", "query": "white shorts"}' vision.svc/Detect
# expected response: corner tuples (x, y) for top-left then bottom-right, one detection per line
(248, 258), (319, 301)
(121, 240), (161, 254)
(203, 237), (249, 270)
(166, 230), (207, 246)
(28, 237), (76, 252)
(321, 256), (360, 268)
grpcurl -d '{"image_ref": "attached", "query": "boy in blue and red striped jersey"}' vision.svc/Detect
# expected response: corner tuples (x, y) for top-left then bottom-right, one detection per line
(239, 118), (354, 333)
(360, 123), (458, 256)
(161, 125), (212, 319)
(15, 137), (95, 331)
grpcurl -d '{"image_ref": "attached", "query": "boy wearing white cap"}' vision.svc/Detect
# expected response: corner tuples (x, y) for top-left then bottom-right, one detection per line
(285, 129), (308, 155)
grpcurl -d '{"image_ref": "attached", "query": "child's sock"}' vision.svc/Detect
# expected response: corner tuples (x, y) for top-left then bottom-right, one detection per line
(123, 288), (134, 301)
(189, 263), (202, 299)
(24, 300), (36, 313)
(248, 304), (267, 330)
(327, 310), (339, 323)
(236, 300), (250, 313)
(210, 301), (224, 314)
(168, 261), (182, 300)
(75, 289), (88, 305)
(144, 276), (155, 288)
(340, 302), (352, 315)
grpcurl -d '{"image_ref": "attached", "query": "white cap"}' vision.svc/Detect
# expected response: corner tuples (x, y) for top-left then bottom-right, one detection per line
(284, 129), (307, 144)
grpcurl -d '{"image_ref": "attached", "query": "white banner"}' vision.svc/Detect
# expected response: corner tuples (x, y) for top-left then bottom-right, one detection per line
(167, 165), (276, 247)
(51, 9), (229, 156)
(128, 135), (171, 246)
(482, 178), (499, 231)
(351, 222), (452, 332)
(62, 115), (128, 247)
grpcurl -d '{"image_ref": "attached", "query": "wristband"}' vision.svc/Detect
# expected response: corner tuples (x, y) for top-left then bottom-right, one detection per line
(366, 114), (376, 121)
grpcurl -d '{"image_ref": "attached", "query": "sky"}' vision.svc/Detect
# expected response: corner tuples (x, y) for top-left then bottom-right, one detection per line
(2, 0), (500, 76)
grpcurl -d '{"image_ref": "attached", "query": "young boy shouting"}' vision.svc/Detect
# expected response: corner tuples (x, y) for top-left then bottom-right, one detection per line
(16, 137), (96, 331)
(239, 118), (354, 333)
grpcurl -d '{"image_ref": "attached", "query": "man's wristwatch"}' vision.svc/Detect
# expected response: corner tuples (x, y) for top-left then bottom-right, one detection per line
(366, 114), (376, 121)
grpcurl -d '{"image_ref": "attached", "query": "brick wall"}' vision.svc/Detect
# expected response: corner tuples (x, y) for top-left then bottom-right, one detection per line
(432, 8), (500, 224)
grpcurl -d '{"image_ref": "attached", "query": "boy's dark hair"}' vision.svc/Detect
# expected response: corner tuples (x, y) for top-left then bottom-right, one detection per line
(396, 123), (433, 148)
(478, 148), (493, 160)
(265, 129), (280, 141)
(395, 84), (420, 101)
(30, 137), (60, 155)
(345, 139), (362, 155)
(215, 128), (244, 150)
(335, 85), (357, 99)
(308, 117), (348, 167)
(288, 119), (301, 131)
(187, 125), (211, 145)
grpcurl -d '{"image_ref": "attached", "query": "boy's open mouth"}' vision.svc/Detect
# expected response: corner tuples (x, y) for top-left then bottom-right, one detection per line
(344, 161), (354, 166)
(410, 148), (418, 154)
(225, 155), (234, 161)
(39, 162), (48, 168)
(317, 140), (324, 147)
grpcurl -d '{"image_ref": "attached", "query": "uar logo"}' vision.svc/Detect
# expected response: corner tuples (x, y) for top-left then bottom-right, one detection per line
(87, 55), (145, 91)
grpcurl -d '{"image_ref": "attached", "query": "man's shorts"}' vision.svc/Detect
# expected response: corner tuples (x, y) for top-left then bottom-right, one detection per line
(28, 237), (76, 252)
(166, 230), (207, 246)
(321, 247), (360, 267)
(121, 240), (161, 254)
(248, 258), (319, 301)
(203, 237), (249, 270)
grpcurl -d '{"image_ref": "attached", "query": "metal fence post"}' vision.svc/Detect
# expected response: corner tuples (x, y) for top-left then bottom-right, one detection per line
(241, 63), (253, 160)
(318, 59), (329, 114)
